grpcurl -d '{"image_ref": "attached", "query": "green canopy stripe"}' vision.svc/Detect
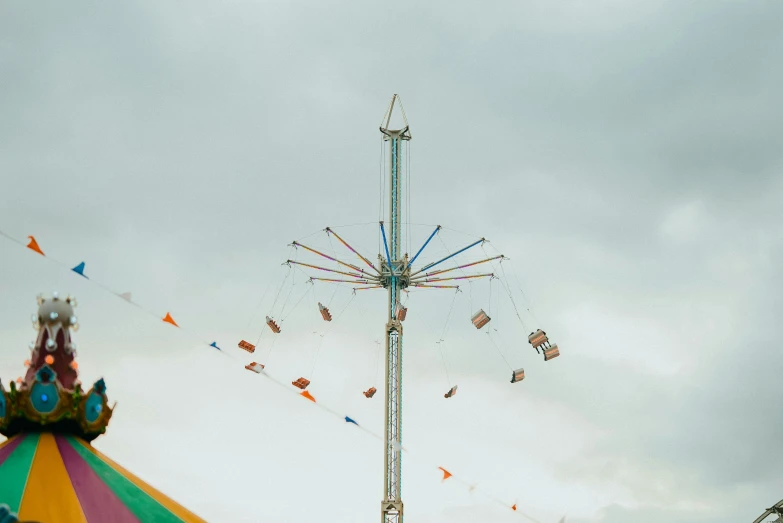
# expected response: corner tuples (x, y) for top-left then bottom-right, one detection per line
(0, 434), (39, 512)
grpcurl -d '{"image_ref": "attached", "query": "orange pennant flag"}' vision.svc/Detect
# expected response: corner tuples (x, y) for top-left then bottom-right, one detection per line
(512, 504), (517, 511)
(26, 236), (44, 256)
(438, 467), (452, 482)
(162, 312), (179, 327)
(301, 390), (316, 402)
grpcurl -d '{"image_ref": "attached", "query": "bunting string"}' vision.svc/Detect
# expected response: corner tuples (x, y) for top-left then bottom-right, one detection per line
(0, 229), (552, 523)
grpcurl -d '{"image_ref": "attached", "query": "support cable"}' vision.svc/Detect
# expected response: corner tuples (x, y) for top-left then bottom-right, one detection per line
(435, 290), (460, 386)
(310, 291), (357, 380)
(486, 330), (514, 371)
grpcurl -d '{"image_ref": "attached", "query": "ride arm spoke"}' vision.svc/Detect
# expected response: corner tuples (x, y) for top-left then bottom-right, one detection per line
(310, 277), (380, 285)
(292, 241), (375, 278)
(410, 255), (504, 281)
(325, 227), (380, 274)
(410, 238), (486, 276)
(413, 273), (494, 284)
(287, 260), (367, 279)
(407, 225), (441, 269)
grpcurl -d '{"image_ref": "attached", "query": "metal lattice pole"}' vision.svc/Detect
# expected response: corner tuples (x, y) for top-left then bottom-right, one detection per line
(288, 94), (493, 522)
(379, 104), (411, 521)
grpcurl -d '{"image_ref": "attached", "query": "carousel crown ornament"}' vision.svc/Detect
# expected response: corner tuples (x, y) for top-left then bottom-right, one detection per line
(0, 292), (114, 441)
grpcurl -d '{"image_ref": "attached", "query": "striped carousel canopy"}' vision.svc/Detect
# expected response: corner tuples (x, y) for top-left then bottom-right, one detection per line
(0, 433), (205, 523)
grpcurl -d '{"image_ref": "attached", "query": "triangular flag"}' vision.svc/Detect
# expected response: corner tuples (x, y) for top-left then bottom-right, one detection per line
(72, 262), (87, 278)
(344, 416), (358, 425)
(512, 504), (516, 511)
(162, 312), (179, 327)
(438, 467), (452, 482)
(26, 236), (44, 256)
(118, 292), (132, 301)
(209, 342), (221, 350)
(301, 390), (316, 402)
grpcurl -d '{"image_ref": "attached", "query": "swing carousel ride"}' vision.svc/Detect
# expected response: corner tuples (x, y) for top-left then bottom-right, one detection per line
(0, 94), (563, 522)
(236, 95), (562, 523)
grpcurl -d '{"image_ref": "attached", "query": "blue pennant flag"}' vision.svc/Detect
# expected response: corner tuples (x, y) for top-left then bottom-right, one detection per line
(345, 416), (358, 426)
(72, 262), (87, 278)
(209, 341), (221, 351)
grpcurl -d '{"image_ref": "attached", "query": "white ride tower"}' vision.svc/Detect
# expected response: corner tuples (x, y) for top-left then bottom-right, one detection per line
(378, 95), (411, 523)
(287, 95), (495, 523)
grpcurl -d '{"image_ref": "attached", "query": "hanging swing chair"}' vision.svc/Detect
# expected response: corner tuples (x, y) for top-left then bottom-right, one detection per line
(471, 309), (491, 329)
(245, 362), (265, 373)
(395, 303), (407, 321)
(510, 368), (525, 383)
(318, 302), (332, 322)
(238, 340), (256, 353)
(292, 377), (311, 389)
(266, 316), (281, 334)
(528, 329), (560, 361)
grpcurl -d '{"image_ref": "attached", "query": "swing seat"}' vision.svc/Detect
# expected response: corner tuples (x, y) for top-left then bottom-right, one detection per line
(363, 387), (377, 398)
(266, 316), (281, 334)
(471, 309), (490, 329)
(444, 385), (458, 398)
(318, 302), (332, 322)
(292, 377), (310, 389)
(238, 340), (256, 353)
(511, 368), (525, 383)
(543, 344), (560, 361)
(245, 362), (264, 373)
(528, 329), (548, 350)
(396, 304), (407, 321)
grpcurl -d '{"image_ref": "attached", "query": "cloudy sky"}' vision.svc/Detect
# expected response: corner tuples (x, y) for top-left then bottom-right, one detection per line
(1, 1), (782, 521)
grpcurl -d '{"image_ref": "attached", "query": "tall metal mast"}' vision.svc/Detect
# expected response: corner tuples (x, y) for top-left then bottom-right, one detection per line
(287, 94), (495, 523)
(378, 94), (411, 523)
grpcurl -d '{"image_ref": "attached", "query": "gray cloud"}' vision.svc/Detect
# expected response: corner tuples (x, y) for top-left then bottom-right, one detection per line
(1, 1), (782, 521)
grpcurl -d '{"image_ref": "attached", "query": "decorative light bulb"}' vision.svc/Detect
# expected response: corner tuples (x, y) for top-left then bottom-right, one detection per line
(72, 323), (79, 332)
(69, 316), (77, 325)
(45, 339), (56, 351)
(41, 393), (49, 403)
(52, 291), (59, 300)
(31, 314), (38, 323)
(50, 311), (59, 320)
(36, 294), (44, 305)
(28, 342), (35, 351)
(45, 355), (54, 365)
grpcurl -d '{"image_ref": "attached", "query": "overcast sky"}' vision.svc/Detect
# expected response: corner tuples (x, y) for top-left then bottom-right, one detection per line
(1, 1), (782, 522)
